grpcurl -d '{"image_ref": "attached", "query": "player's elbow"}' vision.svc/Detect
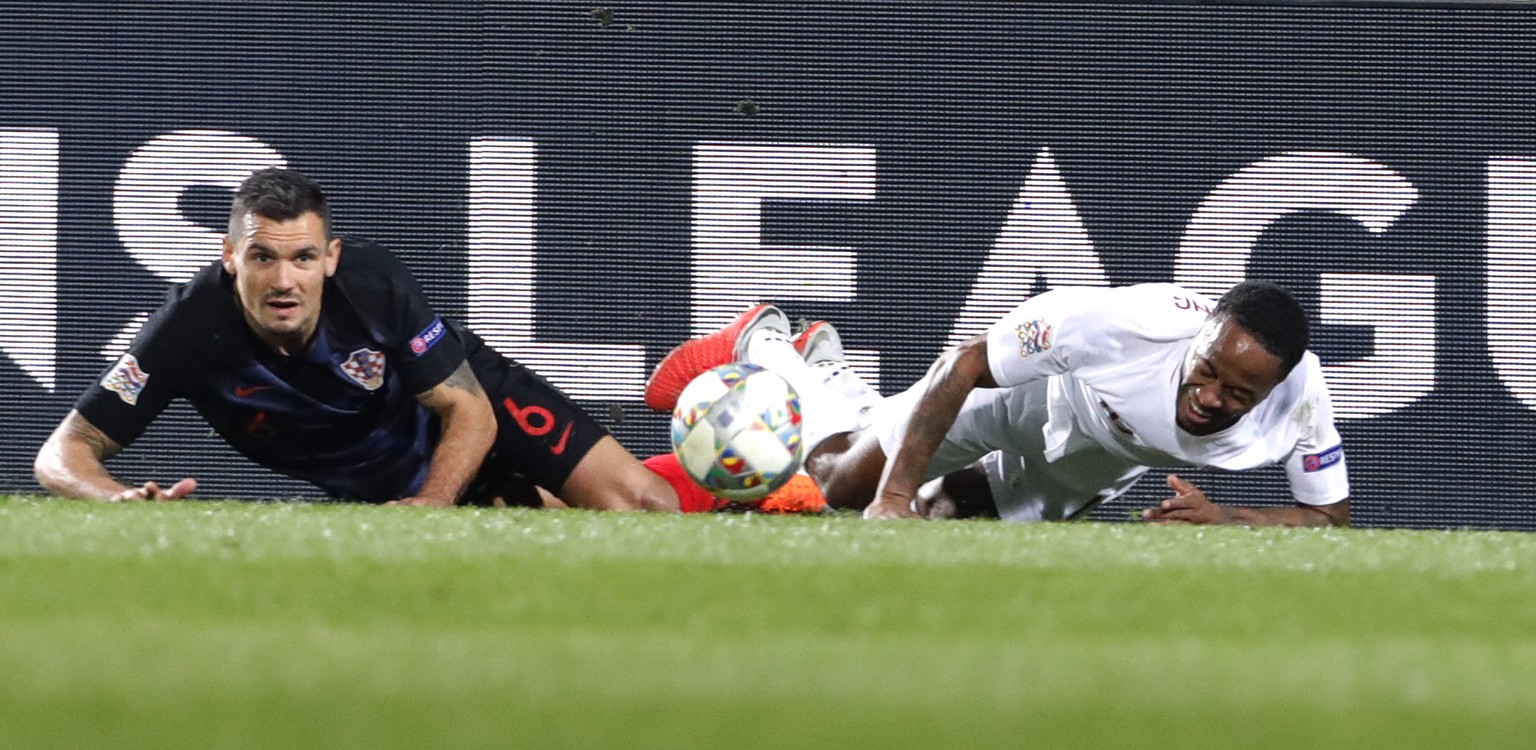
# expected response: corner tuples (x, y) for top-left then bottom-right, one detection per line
(1299, 499), (1349, 527)
(32, 449), (55, 494)
(1320, 499), (1350, 527)
(932, 334), (996, 389)
(33, 435), (71, 496)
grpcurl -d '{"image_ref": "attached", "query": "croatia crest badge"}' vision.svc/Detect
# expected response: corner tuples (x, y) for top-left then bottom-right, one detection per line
(340, 348), (386, 391)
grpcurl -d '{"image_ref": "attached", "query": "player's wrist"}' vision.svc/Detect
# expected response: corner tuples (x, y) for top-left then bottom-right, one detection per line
(1215, 503), (1238, 524)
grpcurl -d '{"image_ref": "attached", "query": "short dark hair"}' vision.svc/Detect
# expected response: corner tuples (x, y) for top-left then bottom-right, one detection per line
(1212, 280), (1309, 375)
(228, 167), (331, 238)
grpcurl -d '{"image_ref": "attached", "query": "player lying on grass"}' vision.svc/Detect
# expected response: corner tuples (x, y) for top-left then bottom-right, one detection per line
(34, 168), (677, 512)
(643, 281), (1350, 526)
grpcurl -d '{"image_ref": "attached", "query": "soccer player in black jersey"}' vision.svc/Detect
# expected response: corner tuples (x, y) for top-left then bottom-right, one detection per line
(34, 168), (678, 511)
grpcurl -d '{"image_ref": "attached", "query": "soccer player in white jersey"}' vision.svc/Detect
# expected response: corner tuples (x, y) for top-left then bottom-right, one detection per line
(644, 281), (1349, 526)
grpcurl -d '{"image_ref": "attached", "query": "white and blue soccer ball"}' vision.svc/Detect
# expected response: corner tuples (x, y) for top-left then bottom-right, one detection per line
(670, 363), (804, 502)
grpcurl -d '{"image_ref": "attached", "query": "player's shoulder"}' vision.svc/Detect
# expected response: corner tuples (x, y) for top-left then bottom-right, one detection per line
(1039, 282), (1212, 313)
(1254, 350), (1331, 428)
(1112, 283), (1216, 317)
(156, 260), (234, 328)
(1049, 283), (1213, 341)
(163, 258), (223, 303)
(122, 260), (245, 362)
(1284, 350), (1330, 396)
(334, 236), (407, 278)
(330, 236), (419, 298)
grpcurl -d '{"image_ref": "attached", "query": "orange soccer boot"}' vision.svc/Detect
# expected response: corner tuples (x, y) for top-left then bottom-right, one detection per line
(643, 303), (790, 412)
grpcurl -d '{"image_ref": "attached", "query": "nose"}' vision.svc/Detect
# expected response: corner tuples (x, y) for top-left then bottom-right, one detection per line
(272, 260), (297, 290)
(1196, 385), (1223, 410)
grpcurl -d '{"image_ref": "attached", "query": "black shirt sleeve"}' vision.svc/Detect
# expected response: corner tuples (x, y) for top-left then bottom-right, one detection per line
(73, 286), (190, 447)
(334, 238), (466, 395)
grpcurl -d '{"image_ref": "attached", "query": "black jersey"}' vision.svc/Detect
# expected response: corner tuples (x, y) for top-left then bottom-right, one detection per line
(76, 238), (466, 503)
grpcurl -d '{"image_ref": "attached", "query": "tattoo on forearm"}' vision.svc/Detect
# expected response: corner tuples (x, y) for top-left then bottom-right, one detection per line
(66, 414), (122, 459)
(443, 363), (485, 395)
(419, 362), (486, 408)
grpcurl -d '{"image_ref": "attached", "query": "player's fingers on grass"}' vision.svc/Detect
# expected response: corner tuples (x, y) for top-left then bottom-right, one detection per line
(1165, 473), (1197, 494)
(1158, 496), (1195, 512)
(1155, 506), (1205, 523)
(1141, 505), (1191, 522)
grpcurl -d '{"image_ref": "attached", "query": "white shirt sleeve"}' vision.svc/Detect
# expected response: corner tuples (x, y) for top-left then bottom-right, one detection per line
(984, 288), (1083, 387)
(1282, 370), (1351, 506)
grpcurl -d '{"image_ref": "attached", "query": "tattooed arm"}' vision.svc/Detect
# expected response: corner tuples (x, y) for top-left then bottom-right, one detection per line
(34, 410), (198, 501)
(864, 334), (997, 520)
(392, 361), (496, 507)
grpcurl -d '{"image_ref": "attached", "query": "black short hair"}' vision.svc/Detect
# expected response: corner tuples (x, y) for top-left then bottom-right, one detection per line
(228, 167), (331, 238)
(1212, 280), (1309, 375)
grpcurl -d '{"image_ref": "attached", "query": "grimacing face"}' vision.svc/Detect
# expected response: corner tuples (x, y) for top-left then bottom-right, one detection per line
(1174, 316), (1287, 436)
(221, 211), (341, 355)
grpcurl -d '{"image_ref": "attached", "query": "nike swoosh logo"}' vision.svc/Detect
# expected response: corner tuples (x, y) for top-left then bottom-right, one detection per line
(550, 422), (574, 456)
(235, 385), (274, 397)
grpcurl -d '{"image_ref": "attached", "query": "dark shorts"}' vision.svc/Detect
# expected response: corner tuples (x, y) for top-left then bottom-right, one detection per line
(455, 324), (609, 505)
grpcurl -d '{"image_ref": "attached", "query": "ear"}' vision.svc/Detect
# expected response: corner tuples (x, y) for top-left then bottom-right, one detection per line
(324, 237), (342, 277)
(221, 235), (236, 275)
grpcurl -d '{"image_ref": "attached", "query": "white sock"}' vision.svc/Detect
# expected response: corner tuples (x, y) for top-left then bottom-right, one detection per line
(744, 329), (860, 454)
(814, 361), (882, 406)
(813, 361), (882, 430)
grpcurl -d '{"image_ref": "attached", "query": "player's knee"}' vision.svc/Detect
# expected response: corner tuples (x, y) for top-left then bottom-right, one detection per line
(623, 470), (680, 513)
(806, 455), (869, 510)
(565, 466), (680, 513)
(805, 432), (882, 510)
(555, 435), (678, 512)
(817, 476), (864, 510)
(580, 487), (677, 513)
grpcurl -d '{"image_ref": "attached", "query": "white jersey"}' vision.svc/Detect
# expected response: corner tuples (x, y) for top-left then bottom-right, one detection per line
(871, 283), (1349, 521)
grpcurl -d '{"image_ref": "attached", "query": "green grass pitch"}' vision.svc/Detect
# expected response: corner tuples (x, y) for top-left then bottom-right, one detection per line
(2, 497), (1534, 749)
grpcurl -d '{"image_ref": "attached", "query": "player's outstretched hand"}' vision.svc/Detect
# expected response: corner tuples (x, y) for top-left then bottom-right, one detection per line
(385, 495), (455, 508)
(1141, 474), (1229, 524)
(863, 495), (924, 520)
(111, 477), (198, 502)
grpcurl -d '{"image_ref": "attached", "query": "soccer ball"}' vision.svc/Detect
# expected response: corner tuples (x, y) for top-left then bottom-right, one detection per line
(670, 363), (804, 502)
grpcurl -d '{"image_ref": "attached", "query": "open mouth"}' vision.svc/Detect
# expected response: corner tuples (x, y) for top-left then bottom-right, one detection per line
(265, 298), (300, 318)
(1181, 395), (1219, 430)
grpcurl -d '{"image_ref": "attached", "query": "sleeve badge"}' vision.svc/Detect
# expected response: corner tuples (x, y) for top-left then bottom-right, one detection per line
(101, 353), (150, 406)
(1014, 319), (1054, 356)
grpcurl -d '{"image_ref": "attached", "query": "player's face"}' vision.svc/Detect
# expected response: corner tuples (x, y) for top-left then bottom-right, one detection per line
(222, 211), (341, 354)
(1175, 317), (1286, 436)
